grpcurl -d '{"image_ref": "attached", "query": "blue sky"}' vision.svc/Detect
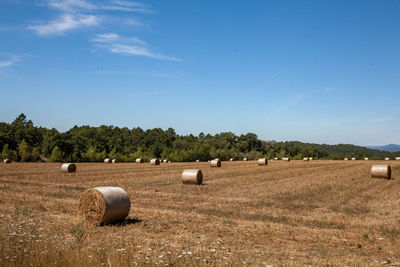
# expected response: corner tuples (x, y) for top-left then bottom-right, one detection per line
(0, 0), (399, 146)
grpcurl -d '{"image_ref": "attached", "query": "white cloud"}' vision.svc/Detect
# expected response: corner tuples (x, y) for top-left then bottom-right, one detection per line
(48, 0), (96, 12)
(93, 33), (179, 61)
(28, 14), (99, 35)
(47, 0), (152, 13)
(93, 33), (146, 45)
(92, 32), (120, 42)
(121, 18), (147, 27)
(29, 1), (151, 36)
(108, 44), (179, 61)
(110, 0), (143, 7)
(28, 1), (177, 61)
(0, 55), (21, 68)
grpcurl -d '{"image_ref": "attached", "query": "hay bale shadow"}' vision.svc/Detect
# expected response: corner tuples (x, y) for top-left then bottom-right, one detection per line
(105, 217), (142, 227)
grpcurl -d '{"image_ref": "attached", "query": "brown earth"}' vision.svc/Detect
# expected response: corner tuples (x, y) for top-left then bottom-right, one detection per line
(0, 160), (400, 266)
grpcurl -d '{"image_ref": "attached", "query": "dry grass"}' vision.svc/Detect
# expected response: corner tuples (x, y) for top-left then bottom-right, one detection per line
(1, 160), (400, 266)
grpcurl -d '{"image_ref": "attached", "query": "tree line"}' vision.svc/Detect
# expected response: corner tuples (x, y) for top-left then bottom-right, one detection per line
(1, 114), (398, 162)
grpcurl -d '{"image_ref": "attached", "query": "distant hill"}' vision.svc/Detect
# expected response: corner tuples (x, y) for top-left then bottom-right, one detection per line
(366, 144), (400, 152)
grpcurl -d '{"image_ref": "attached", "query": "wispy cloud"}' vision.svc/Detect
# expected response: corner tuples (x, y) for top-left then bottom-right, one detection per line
(28, 1), (178, 61)
(93, 33), (146, 45)
(29, 0), (151, 36)
(28, 14), (99, 35)
(47, 0), (153, 13)
(0, 55), (21, 69)
(93, 33), (180, 61)
(47, 0), (96, 12)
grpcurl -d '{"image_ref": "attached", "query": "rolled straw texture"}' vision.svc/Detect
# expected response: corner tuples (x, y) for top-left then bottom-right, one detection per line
(79, 186), (130, 225)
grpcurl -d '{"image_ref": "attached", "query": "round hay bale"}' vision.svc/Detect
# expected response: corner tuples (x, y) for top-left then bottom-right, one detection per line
(150, 158), (160, 165)
(230, 158), (233, 161)
(196, 160), (200, 163)
(168, 160), (171, 163)
(243, 158), (248, 161)
(258, 158), (268, 165)
(282, 157), (290, 161)
(396, 157), (400, 161)
(210, 159), (221, 167)
(163, 159), (168, 163)
(274, 157), (278, 161)
(135, 158), (144, 163)
(351, 157), (356, 160)
(309, 157), (313, 161)
(79, 186), (130, 225)
(61, 163), (76, 173)
(104, 158), (112, 163)
(303, 157), (309, 161)
(3, 159), (11, 164)
(182, 169), (203, 185)
(385, 158), (390, 161)
(344, 158), (348, 161)
(208, 160), (211, 163)
(371, 164), (391, 179)
(112, 159), (117, 163)
(364, 158), (369, 161)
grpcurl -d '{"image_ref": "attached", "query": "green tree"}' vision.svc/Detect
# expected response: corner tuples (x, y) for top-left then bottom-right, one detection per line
(83, 146), (97, 162)
(31, 147), (41, 162)
(50, 146), (63, 162)
(1, 144), (9, 160)
(18, 140), (31, 161)
(2, 144), (18, 160)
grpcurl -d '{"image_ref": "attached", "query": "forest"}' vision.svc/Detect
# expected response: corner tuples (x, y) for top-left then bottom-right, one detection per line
(1, 114), (398, 162)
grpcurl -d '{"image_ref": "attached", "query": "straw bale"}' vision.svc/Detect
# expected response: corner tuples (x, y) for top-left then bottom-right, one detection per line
(182, 169), (203, 185)
(258, 158), (268, 165)
(150, 159), (160, 165)
(79, 186), (130, 225)
(61, 163), (76, 173)
(371, 164), (391, 179)
(136, 158), (144, 163)
(210, 159), (221, 167)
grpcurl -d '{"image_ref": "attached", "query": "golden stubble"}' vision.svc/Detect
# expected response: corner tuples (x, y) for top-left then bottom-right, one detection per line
(0, 160), (399, 266)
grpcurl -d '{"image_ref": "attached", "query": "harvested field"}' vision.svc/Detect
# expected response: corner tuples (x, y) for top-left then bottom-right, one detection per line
(1, 160), (400, 266)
